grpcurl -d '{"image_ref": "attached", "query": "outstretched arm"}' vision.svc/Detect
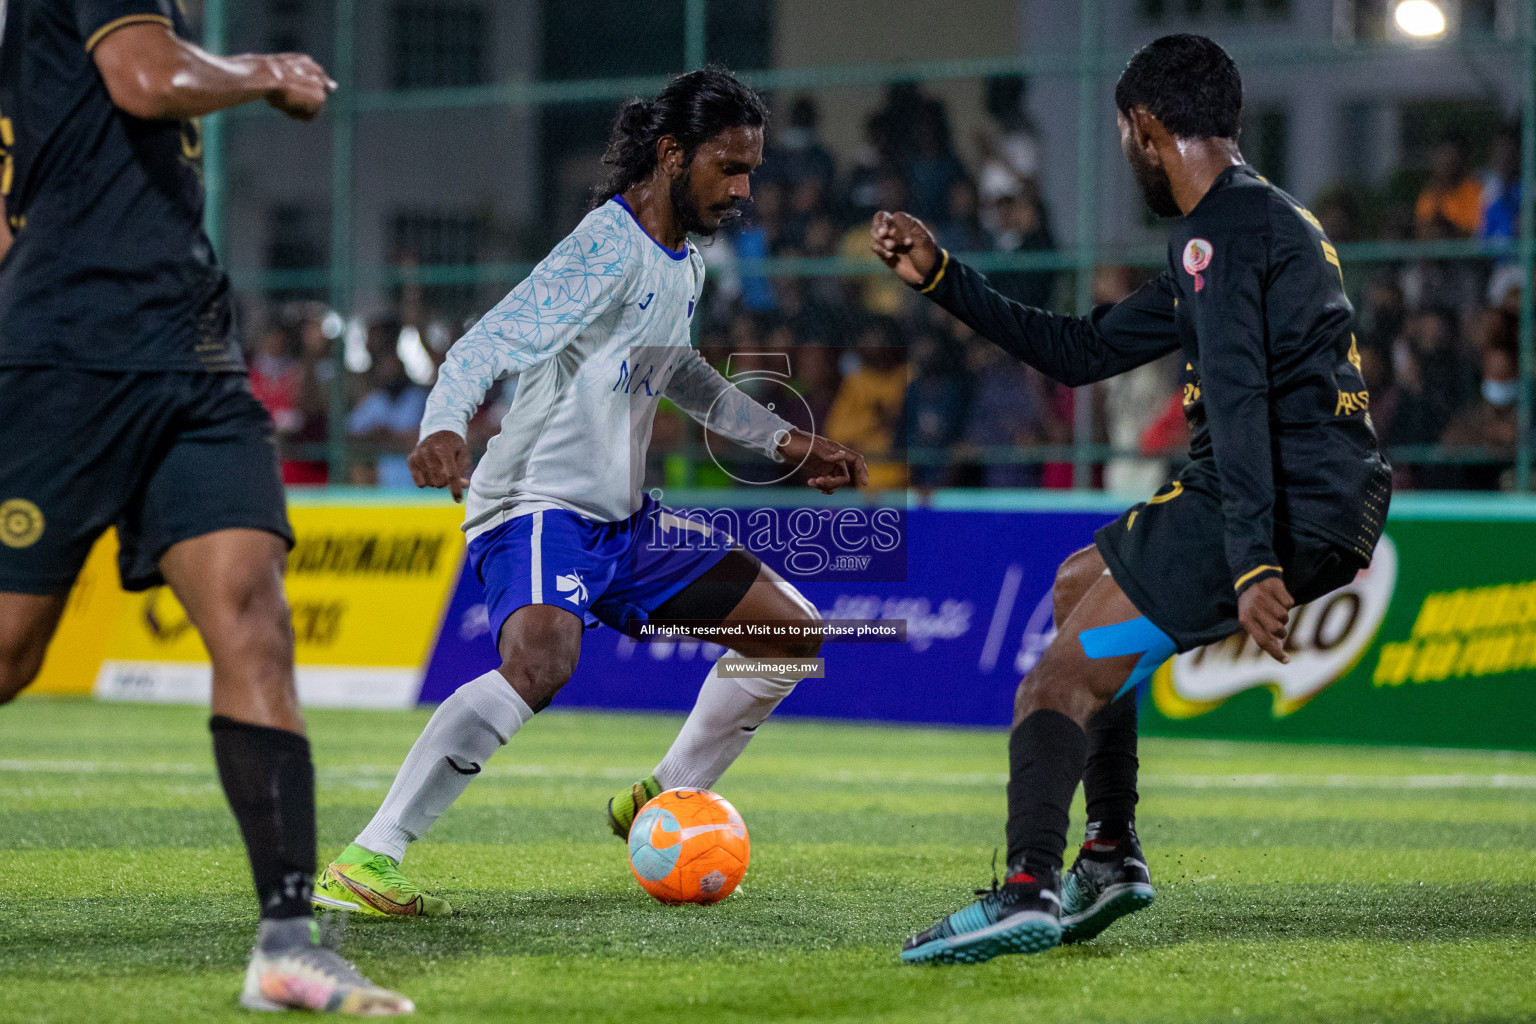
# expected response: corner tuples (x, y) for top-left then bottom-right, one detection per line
(665, 349), (868, 493)
(87, 9), (334, 122)
(664, 348), (794, 458)
(871, 211), (1179, 385)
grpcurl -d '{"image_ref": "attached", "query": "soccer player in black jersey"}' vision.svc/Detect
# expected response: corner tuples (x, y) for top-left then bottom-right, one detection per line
(874, 35), (1392, 964)
(0, 2), (410, 1013)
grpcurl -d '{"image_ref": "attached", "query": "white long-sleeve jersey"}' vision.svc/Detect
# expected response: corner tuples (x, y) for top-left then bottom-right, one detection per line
(419, 198), (794, 540)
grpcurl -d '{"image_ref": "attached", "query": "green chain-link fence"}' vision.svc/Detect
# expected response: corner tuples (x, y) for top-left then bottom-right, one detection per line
(197, 0), (1536, 493)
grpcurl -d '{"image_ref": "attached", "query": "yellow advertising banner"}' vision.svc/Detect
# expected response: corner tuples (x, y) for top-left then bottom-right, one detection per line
(31, 502), (466, 707)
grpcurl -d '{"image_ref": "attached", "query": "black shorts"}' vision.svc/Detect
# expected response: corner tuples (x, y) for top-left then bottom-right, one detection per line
(650, 546), (763, 627)
(1095, 472), (1365, 652)
(0, 368), (293, 594)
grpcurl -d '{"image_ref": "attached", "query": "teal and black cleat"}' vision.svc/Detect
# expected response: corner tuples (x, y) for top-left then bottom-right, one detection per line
(900, 870), (1061, 965)
(1059, 827), (1155, 944)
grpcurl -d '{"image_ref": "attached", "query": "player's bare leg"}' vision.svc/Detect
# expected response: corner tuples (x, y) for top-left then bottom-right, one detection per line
(608, 561), (823, 837)
(324, 604), (579, 917)
(1004, 566), (1163, 860)
(162, 529), (411, 1014)
(1018, 572), (1148, 726)
(1050, 546), (1101, 621)
(1049, 550), (1143, 844)
(494, 604), (586, 712)
(0, 593), (68, 705)
(161, 529), (303, 732)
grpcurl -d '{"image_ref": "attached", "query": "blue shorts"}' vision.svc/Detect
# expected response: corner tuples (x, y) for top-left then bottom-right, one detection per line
(467, 497), (736, 644)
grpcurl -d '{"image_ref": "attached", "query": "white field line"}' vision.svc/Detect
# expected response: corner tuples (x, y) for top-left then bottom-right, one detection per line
(0, 759), (639, 784)
(3, 758), (1536, 791)
(772, 769), (1536, 790)
(1144, 772), (1536, 790)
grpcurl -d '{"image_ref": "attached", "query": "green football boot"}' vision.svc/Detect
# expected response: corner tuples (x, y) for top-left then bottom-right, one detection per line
(605, 775), (662, 839)
(312, 844), (452, 918)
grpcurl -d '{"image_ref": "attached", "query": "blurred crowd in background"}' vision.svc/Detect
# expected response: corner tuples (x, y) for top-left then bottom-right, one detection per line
(239, 81), (1533, 494)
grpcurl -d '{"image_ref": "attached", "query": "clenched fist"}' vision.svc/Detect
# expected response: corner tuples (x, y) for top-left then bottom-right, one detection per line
(262, 53), (336, 121)
(870, 210), (942, 287)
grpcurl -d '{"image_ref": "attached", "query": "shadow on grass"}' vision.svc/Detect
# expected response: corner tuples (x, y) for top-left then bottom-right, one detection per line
(1062, 880), (1536, 949)
(7, 881), (1535, 979)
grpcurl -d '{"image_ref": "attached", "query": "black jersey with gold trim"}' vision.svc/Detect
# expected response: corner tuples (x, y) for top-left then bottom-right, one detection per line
(1165, 166), (1390, 576)
(916, 164), (1391, 593)
(0, 0), (239, 372)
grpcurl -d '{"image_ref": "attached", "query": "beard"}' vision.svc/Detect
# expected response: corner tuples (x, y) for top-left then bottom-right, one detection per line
(671, 165), (746, 238)
(1127, 146), (1182, 219)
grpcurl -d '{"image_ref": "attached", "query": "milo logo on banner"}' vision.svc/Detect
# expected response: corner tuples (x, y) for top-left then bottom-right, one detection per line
(1152, 536), (1399, 718)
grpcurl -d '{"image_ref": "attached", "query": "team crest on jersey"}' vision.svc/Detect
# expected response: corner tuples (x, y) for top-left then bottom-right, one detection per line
(0, 498), (43, 548)
(1182, 238), (1213, 292)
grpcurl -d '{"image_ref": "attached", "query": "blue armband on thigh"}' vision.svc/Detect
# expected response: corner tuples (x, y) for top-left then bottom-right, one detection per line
(1078, 617), (1177, 700)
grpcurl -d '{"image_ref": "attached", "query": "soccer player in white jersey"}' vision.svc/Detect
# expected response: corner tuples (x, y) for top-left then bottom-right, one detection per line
(313, 68), (868, 917)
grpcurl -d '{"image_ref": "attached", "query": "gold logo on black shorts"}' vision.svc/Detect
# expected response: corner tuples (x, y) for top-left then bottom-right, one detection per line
(0, 499), (44, 548)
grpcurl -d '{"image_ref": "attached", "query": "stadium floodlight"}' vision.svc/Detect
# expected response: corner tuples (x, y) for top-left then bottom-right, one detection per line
(1393, 0), (1448, 38)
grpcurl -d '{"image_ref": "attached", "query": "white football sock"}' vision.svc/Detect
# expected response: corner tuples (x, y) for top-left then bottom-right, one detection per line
(355, 670), (532, 862)
(652, 654), (807, 791)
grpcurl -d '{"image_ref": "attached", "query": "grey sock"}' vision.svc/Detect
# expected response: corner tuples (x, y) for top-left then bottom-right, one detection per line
(256, 916), (317, 952)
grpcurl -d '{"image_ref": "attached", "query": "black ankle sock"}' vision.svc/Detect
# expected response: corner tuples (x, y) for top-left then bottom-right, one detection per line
(1005, 709), (1088, 877)
(210, 715), (316, 920)
(1082, 690), (1140, 840)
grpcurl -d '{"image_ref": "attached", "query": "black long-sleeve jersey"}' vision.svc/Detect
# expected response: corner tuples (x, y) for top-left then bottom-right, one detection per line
(0, 0), (240, 372)
(917, 164), (1391, 593)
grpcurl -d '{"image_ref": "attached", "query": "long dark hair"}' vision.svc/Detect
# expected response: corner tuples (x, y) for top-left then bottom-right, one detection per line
(592, 65), (768, 208)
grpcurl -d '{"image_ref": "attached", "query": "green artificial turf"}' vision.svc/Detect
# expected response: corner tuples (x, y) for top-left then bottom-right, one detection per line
(2, 697), (1534, 1022)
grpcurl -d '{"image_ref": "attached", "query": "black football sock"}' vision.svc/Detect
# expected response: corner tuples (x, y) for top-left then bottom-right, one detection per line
(1082, 690), (1140, 844)
(211, 715), (317, 921)
(1004, 709), (1088, 879)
